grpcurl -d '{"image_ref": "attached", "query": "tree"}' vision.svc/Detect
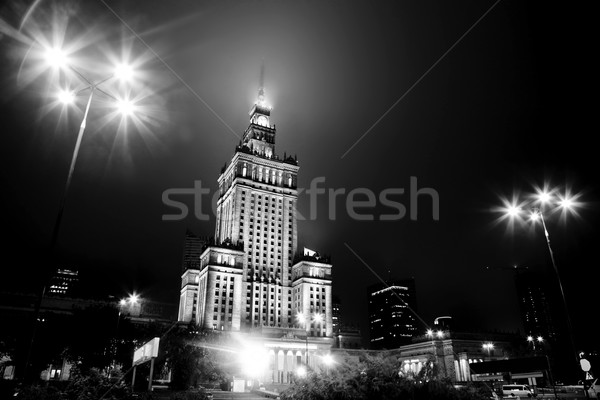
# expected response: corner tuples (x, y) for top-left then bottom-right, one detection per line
(281, 352), (491, 400)
(158, 324), (229, 390)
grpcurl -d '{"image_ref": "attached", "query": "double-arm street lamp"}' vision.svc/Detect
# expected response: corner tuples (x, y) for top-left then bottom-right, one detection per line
(527, 335), (544, 353)
(500, 186), (580, 368)
(23, 42), (142, 380)
(296, 312), (323, 368)
(44, 46), (139, 252)
(482, 342), (494, 358)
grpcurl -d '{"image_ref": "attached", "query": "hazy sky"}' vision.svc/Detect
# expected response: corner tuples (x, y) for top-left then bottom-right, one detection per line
(0, 0), (596, 348)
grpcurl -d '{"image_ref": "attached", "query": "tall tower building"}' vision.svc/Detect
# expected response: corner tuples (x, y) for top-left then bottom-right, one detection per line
(515, 269), (557, 341)
(182, 229), (204, 272)
(178, 73), (333, 341)
(368, 278), (418, 349)
(331, 294), (341, 334)
(48, 268), (79, 296)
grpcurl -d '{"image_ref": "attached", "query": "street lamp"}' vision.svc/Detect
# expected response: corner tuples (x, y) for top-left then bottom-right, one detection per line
(23, 43), (140, 380)
(297, 312), (324, 368)
(128, 293), (139, 305)
(322, 353), (334, 374)
(500, 187), (580, 367)
(44, 46), (138, 252)
(527, 335), (544, 352)
(483, 342), (494, 358)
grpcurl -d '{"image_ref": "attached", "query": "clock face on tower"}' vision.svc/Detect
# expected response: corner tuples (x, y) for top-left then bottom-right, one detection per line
(257, 115), (268, 127)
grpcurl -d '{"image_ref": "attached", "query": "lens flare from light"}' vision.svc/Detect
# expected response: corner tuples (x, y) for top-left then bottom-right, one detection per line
(538, 191), (552, 204)
(57, 89), (74, 104)
(117, 99), (136, 116)
(114, 63), (134, 82)
(507, 205), (521, 218)
(529, 210), (540, 222)
(44, 47), (68, 69)
(239, 345), (269, 377)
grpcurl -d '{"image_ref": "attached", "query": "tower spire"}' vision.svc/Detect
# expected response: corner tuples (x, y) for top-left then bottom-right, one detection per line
(258, 60), (265, 105)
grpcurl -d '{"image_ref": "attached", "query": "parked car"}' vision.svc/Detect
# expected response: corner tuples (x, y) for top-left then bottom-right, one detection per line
(502, 384), (535, 398)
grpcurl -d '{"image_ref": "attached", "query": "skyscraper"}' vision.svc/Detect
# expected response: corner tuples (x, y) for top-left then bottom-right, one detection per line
(178, 74), (333, 340)
(515, 269), (557, 341)
(332, 294), (341, 334)
(181, 229), (204, 273)
(48, 268), (79, 296)
(368, 278), (418, 349)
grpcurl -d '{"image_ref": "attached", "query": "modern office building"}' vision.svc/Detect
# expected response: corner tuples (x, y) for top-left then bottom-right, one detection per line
(368, 278), (418, 349)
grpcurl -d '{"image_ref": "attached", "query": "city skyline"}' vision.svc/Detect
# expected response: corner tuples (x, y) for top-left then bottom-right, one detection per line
(0, 0), (597, 356)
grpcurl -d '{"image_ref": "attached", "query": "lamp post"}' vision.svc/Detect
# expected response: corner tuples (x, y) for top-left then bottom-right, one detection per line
(322, 354), (333, 375)
(297, 312), (323, 368)
(527, 335), (544, 353)
(23, 45), (139, 380)
(527, 336), (558, 399)
(483, 342), (494, 358)
(502, 188), (580, 369)
(46, 50), (137, 253)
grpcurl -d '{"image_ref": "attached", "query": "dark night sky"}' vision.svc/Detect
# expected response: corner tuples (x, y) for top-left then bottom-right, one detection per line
(0, 1), (597, 348)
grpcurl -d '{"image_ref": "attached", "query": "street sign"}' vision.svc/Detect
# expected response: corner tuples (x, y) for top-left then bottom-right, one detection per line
(586, 372), (594, 380)
(580, 358), (591, 372)
(133, 337), (160, 366)
(131, 337), (160, 392)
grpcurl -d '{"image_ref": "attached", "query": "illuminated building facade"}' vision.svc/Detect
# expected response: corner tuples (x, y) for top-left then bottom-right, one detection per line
(177, 77), (334, 383)
(368, 278), (418, 349)
(48, 269), (79, 296)
(515, 270), (557, 341)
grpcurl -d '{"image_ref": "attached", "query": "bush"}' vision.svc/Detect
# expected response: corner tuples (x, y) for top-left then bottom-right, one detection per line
(13, 368), (135, 400)
(14, 384), (63, 400)
(170, 389), (210, 400)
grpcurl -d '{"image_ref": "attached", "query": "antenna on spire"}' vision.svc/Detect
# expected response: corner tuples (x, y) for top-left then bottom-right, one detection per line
(258, 59), (265, 105)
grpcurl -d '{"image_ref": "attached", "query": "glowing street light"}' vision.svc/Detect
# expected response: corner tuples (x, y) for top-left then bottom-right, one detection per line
(297, 311), (324, 367)
(313, 313), (323, 324)
(114, 63), (134, 82)
(46, 52), (138, 252)
(322, 353), (334, 374)
(129, 293), (139, 304)
(499, 185), (582, 368)
(483, 342), (494, 357)
(24, 36), (146, 381)
(117, 98), (136, 116)
(44, 46), (69, 69)
(507, 205), (521, 218)
(239, 344), (269, 380)
(527, 335), (544, 352)
(296, 366), (307, 378)
(57, 89), (75, 105)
